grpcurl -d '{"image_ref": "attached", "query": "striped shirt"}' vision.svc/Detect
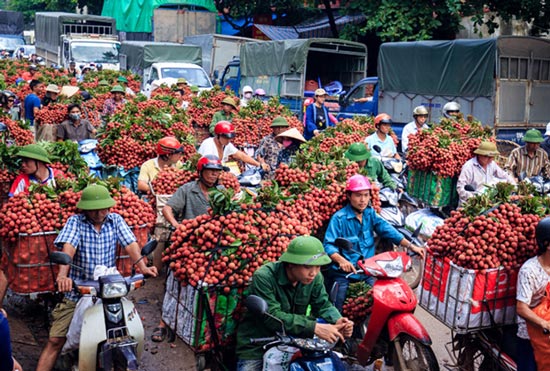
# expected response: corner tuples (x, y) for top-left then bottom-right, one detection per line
(55, 213), (136, 301)
(505, 146), (550, 179)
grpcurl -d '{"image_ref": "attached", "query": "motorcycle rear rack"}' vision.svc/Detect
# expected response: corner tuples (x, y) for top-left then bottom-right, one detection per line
(105, 325), (134, 345)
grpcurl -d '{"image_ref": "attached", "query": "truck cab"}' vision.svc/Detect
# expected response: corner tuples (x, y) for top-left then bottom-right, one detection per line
(142, 62), (213, 97)
(62, 36), (120, 70)
(219, 57), (240, 92)
(336, 77), (379, 120)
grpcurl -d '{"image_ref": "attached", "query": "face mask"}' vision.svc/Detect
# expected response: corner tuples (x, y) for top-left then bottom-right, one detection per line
(282, 139), (293, 148)
(69, 113), (80, 121)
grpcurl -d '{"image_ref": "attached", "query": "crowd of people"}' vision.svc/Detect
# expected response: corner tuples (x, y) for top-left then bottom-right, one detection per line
(4, 65), (550, 370)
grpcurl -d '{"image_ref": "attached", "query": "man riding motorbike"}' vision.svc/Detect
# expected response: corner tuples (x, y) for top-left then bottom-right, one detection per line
(401, 106), (429, 153)
(365, 114), (400, 160)
(36, 184), (158, 371)
(236, 236), (353, 370)
(344, 142), (397, 190)
(441, 101), (461, 120)
(323, 174), (425, 311)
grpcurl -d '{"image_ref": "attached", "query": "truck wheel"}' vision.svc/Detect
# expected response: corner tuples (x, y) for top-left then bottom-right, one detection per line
(196, 354), (207, 371)
(391, 334), (439, 371)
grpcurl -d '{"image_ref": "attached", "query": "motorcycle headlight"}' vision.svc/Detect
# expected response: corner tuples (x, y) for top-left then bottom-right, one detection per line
(99, 275), (128, 299)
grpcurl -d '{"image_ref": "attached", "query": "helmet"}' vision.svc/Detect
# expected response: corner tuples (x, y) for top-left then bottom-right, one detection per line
(270, 116), (289, 128)
(279, 236), (331, 266)
(345, 174), (372, 192)
(3, 90), (15, 99)
(254, 88), (266, 96)
(344, 142), (371, 162)
(242, 85), (253, 94)
(443, 101), (461, 118)
(536, 217), (550, 251)
(214, 121), (236, 138)
(111, 85), (125, 94)
(76, 184), (116, 210)
(374, 113), (392, 127)
(413, 106), (429, 116)
(17, 144), (51, 164)
(221, 97), (237, 109)
(157, 136), (183, 155)
(117, 76), (129, 84)
(523, 129), (544, 144)
(197, 155), (224, 172)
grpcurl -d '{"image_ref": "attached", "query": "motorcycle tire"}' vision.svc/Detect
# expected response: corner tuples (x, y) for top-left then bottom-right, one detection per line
(391, 334), (439, 371)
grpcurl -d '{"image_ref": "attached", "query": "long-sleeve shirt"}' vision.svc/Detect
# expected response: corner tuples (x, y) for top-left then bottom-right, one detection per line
(457, 157), (515, 205)
(236, 261), (341, 360)
(208, 110), (233, 134)
(255, 133), (281, 177)
(324, 204), (403, 273)
(365, 157), (396, 190)
(505, 146), (550, 179)
(401, 121), (428, 153)
(304, 103), (334, 140)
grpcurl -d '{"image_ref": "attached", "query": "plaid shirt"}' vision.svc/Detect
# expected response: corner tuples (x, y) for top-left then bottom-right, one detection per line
(55, 213), (136, 301)
(505, 146), (550, 179)
(256, 134), (281, 177)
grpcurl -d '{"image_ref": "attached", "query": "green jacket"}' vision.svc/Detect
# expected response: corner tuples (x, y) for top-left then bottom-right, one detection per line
(366, 157), (397, 190)
(209, 110), (234, 134)
(236, 262), (341, 360)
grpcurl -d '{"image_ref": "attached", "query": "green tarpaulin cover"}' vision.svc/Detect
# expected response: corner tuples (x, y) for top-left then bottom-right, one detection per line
(102, 0), (216, 33)
(240, 38), (367, 77)
(120, 41), (202, 72)
(378, 39), (496, 97)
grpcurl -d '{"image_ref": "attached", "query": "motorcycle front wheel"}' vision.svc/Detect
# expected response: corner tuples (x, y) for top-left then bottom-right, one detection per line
(391, 334), (439, 371)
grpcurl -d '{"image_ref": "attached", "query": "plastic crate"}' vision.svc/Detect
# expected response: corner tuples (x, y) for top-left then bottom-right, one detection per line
(116, 224), (151, 276)
(162, 271), (248, 352)
(407, 169), (458, 207)
(1, 232), (59, 294)
(418, 250), (517, 334)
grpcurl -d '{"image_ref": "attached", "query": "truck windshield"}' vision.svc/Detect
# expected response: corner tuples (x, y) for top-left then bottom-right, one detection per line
(161, 67), (212, 88)
(71, 42), (119, 64)
(0, 37), (25, 51)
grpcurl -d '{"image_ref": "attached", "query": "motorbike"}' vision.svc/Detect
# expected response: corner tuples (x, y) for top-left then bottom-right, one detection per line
(332, 238), (439, 370)
(522, 175), (550, 195)
(376, 187), (423, 288)
(49, 239), (157, 371)
(245, 295), (347, 371)
(78, 139), (103, 178)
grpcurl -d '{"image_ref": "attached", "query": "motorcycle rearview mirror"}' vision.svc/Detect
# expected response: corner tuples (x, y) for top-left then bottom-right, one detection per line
(372, 145), (382, 153)
(329, 282), (339, 305)
(245, 295), (286, 335)
(131, 239), (158, 276)
(464, 184), (476, 192)
(49, 251), (72, 265)
(334, 237), (353, 251)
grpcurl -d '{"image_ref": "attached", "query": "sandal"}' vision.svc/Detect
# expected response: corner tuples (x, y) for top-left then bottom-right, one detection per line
(151, 326), (168, 342)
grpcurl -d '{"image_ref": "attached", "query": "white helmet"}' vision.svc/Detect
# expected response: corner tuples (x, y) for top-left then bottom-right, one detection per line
(242, 85), (253, 94)
(413, 106), (429, 116)
(442, 101), (461, 118)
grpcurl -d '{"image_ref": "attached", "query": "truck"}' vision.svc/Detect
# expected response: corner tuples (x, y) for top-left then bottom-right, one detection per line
(119, 41), (212, 97)
(183, 34), (258, 83)
(219, 38), (368, 114)
(336, 37), (550, 141)
(35, 12), (120, 70)
(0, 10), (25, 56)
(153, 8), (216, 44)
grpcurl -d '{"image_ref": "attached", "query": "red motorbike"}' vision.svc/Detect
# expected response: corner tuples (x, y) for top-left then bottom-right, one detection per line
(334, 238), (439, 370)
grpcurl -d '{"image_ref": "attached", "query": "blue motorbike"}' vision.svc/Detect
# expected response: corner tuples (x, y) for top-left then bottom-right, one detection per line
(245, 295), (346, 371)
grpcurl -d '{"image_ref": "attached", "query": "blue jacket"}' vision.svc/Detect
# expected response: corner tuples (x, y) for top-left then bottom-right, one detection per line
(324, 204), (403, 271)
(304, 103), (334, 140)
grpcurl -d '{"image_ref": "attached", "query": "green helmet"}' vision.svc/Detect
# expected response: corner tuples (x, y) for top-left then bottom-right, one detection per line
(190, 85), (199, 93)
(17, 144), (51, 164)
(117, 76), (129, 83)
(271, 116), (289, 128)
(98, 79), (110, 86)
(344, 142), (371, 162)
(279, 236), (331, 266)
(77, 184), (116, 210)
(523, 129), (544, 143)
(111, 85), (125, 93)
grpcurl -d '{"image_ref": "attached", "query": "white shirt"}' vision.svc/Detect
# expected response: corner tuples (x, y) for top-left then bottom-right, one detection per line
(456, 157), (515, 205)
(365, 132), (397, 157)
(401, 121), (428, 153)
(516, 256), (550, 339)
(198, 137), (238, 163)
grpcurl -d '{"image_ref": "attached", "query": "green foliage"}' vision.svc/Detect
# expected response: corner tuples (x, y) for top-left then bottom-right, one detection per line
(4, 0), (78, 25)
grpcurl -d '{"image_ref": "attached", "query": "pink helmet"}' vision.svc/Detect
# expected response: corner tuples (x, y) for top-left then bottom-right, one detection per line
(345, 174), (372, 192)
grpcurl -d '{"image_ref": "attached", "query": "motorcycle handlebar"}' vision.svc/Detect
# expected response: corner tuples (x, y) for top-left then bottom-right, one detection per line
(249, 336), (278, 344)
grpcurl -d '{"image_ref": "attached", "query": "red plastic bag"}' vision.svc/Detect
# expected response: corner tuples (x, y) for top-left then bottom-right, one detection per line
(526, 283), (550, 369)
